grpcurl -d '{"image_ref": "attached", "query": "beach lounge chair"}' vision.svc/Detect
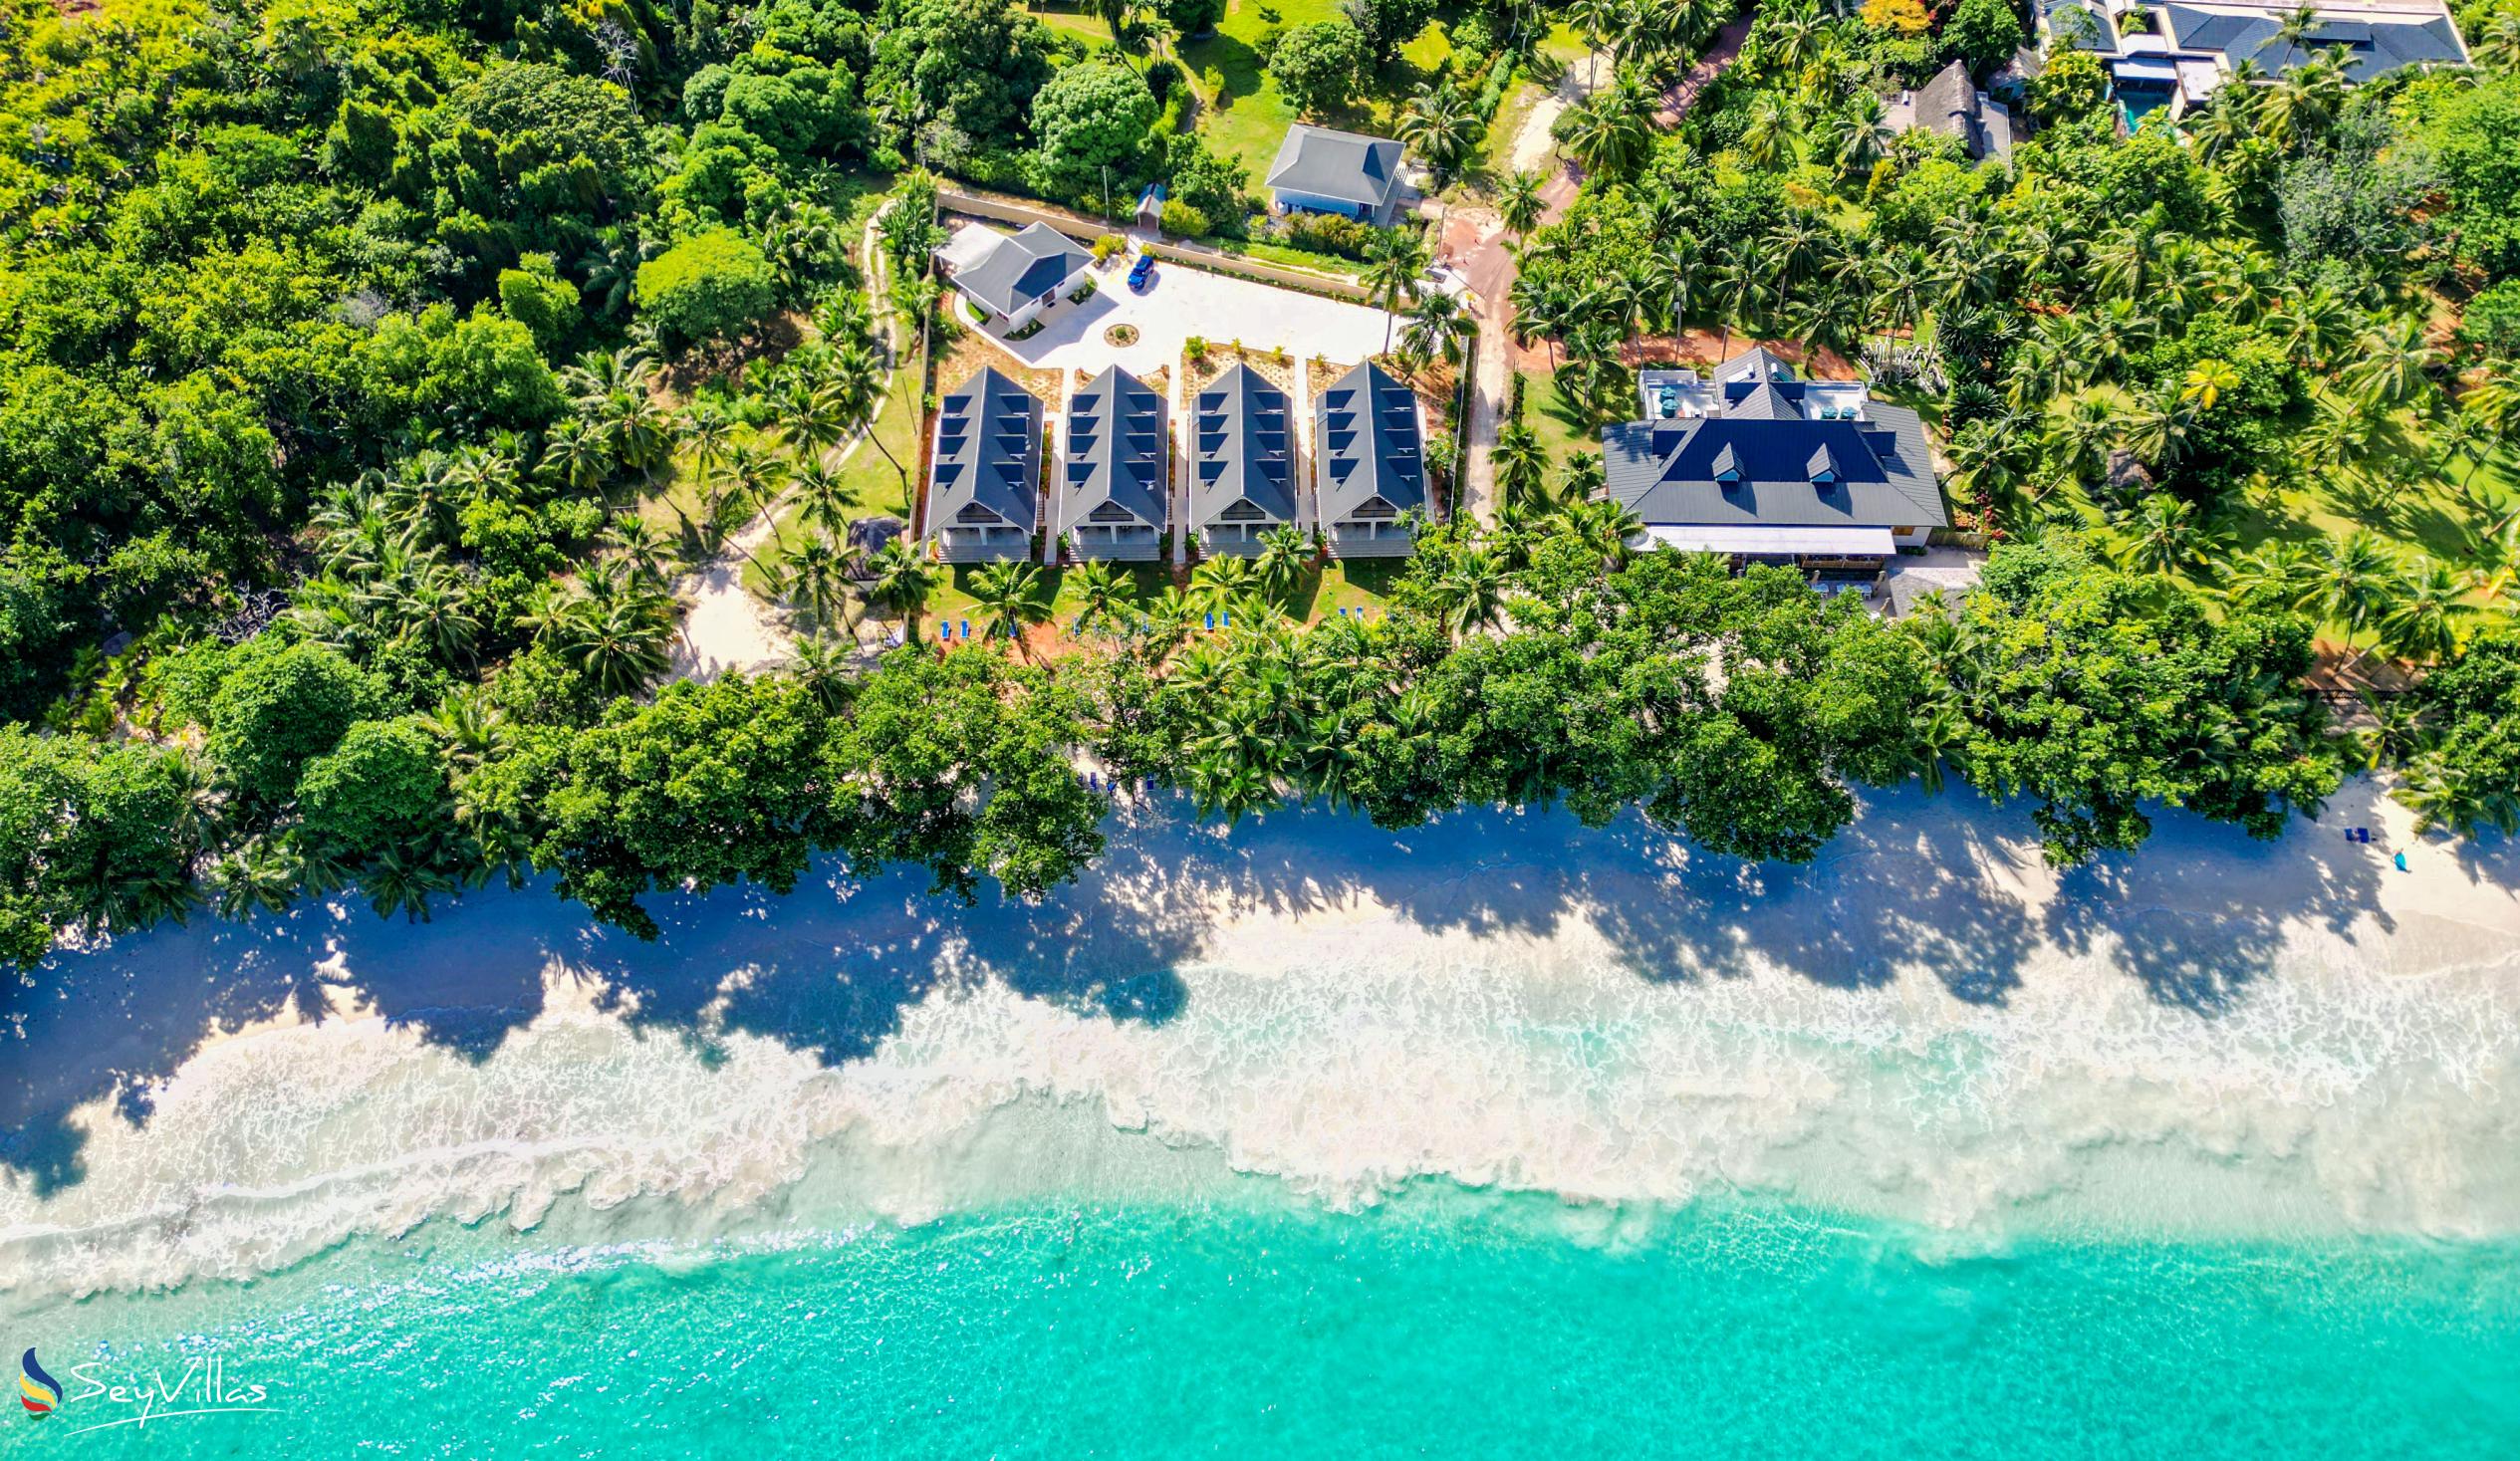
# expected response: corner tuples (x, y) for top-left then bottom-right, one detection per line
(1204, 611), (1215, 630)
(939, 621), (953, 641)
(960, 619), (971, 639)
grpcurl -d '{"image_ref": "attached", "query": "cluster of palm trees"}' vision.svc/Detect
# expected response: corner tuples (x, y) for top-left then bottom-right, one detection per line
(670, 288), (924, 637)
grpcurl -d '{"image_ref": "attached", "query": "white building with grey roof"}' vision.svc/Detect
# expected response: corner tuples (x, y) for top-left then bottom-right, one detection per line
(2042, 0), (2468, 121)
(941, 222), (1093, 334)
(1190, 364), (1298, 556)
(1599, 350), (1945, 577)
(1313, 362), (1426, 559)
(1266, 124), (1410, 226)
(1056, 365), (1169, 563)
(926, 366), (1043, 563)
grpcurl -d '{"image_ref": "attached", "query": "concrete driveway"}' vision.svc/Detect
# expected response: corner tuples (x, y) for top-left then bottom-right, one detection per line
(994, 253), (1398, 377)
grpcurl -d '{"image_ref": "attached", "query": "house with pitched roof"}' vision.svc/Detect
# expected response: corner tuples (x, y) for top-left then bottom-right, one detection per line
(1266, 124), (1409, 226)
(2041, 0), (2467, 122)
(1190, 364), (1298, 556)
(944, 222), (1093, 333)
(1056, 365), (1169, 563)
(1599, 349), (1945, 578)
(926, 367), (1043, 563)
(1313, 363), (1426, 558)
(1885, 60), (2014, 160)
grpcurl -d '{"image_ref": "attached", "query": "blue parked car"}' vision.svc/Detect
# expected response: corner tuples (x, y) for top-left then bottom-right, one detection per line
(1128, 253), (1156, 292)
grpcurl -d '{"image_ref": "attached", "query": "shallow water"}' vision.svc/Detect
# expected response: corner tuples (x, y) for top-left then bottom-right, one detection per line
(7, 1193), (2518, 1458)
(4, 795), (2518, 1451)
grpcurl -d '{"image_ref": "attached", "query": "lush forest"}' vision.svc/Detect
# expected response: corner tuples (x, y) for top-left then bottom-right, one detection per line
(3, 0), (2520, 975)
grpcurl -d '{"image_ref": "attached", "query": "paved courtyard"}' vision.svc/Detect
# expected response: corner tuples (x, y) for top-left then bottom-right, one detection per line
(943, 225), (1398, 378)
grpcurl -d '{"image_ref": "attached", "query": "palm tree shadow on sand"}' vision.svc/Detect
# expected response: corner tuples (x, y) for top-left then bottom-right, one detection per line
(5, 779), (2492, 1196)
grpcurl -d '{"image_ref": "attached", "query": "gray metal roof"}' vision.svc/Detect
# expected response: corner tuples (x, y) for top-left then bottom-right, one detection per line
(1899, 60), (2014, 159)
(951, 223), (1091, 317)
(1061, 365), (1167, 530)
(1190, 364), (1295, 529)
(930, 366), (1042, 532)
(2160, 3), (2468, 77)
(1314, 363), (1425, 524)
(2045, 0), (2120, 53)
(1265, 124), (1405, 207)
(1600, 359), (1943, 532)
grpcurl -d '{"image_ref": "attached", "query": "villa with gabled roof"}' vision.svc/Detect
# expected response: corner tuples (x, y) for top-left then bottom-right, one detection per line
(1601, 349), (1945, 578)
(926, 366), (1043, 563)
(1190, 364), (1297, 556)
(1313, 363), (1426, 559)
(1057, 365), (1169, 562)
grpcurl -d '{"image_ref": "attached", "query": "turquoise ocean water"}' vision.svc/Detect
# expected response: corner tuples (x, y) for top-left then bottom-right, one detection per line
(6, 1192), (2517, 1458)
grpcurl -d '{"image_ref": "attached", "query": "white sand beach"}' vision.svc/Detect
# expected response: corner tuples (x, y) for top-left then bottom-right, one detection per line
(4, 780), (2518, 1297)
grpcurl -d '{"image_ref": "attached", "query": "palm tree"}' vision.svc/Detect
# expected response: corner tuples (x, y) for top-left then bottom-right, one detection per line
(2376, 557), (2465, 665)
(602, 515), (680, 587)
(832, 341), (909, 497)
(2478, 8), (2520, 70)
(2179, 360), (2241, 411)
(1570, 0), (1620, 87)
(1826, 92), (1895, 176)
(865, 534), (935, 641)
(970, 560), (1049, 653)
(1399, 79), (1481, 188)
(1508, 274), (1571, 368)
(1493, 419), (1549, 508)
(542, 566), (680, 698)
(2113, 493), (2225, 577)
(1557, 70), (1656, 179)
(776, 624), (853, 704)
(1737, 93), (1799, 171)
(1254, 524), (1312, 603)
(1364, 226), (1433, 356)
(364, 843), (455, 923)
(1066, 558), (1134, 637)
(792, 457), (856, 539)
(2347, 315), (2444, 411)
(1400, 290), (1474, 371)
(2259, 3), (2324, 68)
(2292, 531), (2397, 667)
(1430, 547), (1507, 639)
(1499, 168), (1546, 238)
(1709, 257), (1773, 363)
(1192, 553), (1261, 604)
(208, 838), (300, 921)
(724, 441), (793, 550)
(783, 533), (859, 627)
(2397, 753), (2520, 839)
(2259, 51), (2348, 149)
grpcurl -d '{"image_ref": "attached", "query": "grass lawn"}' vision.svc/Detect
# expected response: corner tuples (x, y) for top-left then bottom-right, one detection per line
(1293, 558), (1404, 621)
(840, 362), (923, 521)
(1519, 368), (1602, 464)
(1179, 1), (1458, 185)
(919, 561), (1176, 640)
(1023, 2), (1114, 41)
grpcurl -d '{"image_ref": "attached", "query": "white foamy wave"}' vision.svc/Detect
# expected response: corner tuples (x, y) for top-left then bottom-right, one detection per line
(7, 790), (2520, 1299)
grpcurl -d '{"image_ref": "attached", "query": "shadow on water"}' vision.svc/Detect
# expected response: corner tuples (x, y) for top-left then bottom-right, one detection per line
(7, 778), (2510, 1194)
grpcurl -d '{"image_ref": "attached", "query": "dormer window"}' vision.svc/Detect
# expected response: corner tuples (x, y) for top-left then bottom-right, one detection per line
(1807, 443), (1841, 486)
(1712, 443), (1743, 486)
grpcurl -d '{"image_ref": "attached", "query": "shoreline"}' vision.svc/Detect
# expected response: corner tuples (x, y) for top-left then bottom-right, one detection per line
(5, 776), (2520, 1300)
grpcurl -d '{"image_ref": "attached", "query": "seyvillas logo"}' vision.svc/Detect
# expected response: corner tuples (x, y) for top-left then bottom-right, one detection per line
(18, 1349), (59, 1416)
(14, 1348), (280, 1435)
